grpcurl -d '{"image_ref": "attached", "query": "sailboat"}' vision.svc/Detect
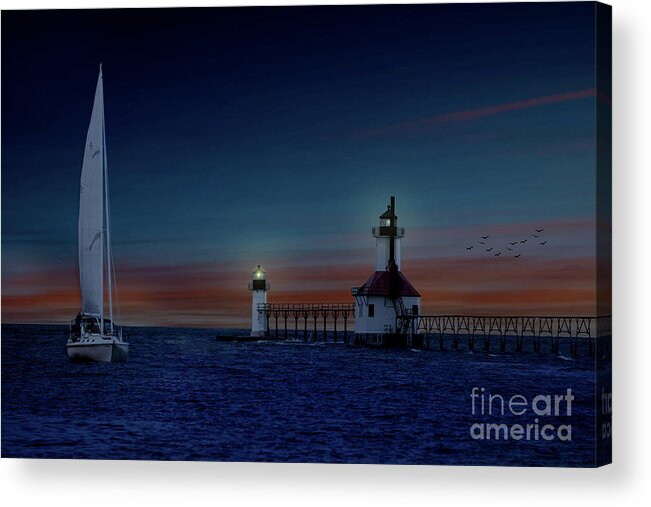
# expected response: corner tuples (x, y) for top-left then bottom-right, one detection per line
(67, 65), (129, 363)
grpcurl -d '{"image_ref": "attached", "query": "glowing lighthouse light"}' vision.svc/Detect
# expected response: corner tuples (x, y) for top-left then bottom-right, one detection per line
(250, 265), (268, 337)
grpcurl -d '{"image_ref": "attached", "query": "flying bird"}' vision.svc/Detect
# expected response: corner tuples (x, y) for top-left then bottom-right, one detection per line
(536, 229), (544, 233)
(514, 254), (521, 258)
(486, 248), (493, 252)
(531, 234), (540, 238)
(540, 241), (547, 245)
(494, 252), (502, 257)
(478, 241), (486, 244)
(506, 247), (512, 251)
(481, 235), (490, 239)
(509, 242), (518, 246)
(520, 240), (527, 244)
(466, 246), (473, 250)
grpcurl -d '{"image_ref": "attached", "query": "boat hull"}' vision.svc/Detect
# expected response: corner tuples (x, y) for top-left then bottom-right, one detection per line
(67, 338), (129, 363)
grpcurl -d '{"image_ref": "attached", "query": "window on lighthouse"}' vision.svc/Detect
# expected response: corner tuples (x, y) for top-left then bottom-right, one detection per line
(368, 304), (375, 317)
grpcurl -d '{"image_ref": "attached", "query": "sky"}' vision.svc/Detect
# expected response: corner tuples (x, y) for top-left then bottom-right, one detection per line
(1, 3), (608, 327)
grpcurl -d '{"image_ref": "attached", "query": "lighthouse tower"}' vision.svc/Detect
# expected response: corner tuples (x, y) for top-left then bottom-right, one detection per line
(250, 265), (268, 337)
(352, 197), (420, 341)
(375, 198), (404, 271)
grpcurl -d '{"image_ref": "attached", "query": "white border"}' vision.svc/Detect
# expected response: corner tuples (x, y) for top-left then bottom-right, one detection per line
(2, 0), (650, 505)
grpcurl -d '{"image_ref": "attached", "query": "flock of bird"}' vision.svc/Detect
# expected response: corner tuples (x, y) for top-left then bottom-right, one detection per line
(465, 228), (547, 258)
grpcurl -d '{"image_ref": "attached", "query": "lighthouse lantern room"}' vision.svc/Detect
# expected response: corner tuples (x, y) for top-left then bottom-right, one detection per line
(353, 197), (421, 340)
(250, 265), (268, 337)
(374, 199), (405, 271)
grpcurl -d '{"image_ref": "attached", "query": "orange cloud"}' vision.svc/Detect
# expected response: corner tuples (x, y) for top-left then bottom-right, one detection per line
(2, 251), (599, 328)
(1, 218), (602, 327)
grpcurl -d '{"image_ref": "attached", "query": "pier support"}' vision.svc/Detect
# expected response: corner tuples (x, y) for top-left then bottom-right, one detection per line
(322, 310), (329, 341)
(282, 310), (289, 339)
(303, 312), (309, 342)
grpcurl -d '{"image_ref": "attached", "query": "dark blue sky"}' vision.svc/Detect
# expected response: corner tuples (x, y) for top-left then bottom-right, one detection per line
(2, 3), (602, 325)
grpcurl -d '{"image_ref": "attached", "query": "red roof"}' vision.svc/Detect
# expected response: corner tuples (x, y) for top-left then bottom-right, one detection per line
(356, 270), (420, 297)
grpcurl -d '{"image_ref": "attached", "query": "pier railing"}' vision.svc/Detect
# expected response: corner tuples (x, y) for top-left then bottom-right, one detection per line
(397, 314), (611, 355)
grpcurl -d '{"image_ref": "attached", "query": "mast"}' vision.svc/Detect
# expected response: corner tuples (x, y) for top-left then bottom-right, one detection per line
(101, 63), (114, 334)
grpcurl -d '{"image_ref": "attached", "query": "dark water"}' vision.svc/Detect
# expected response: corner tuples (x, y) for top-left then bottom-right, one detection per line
(2, 324), (601, 466)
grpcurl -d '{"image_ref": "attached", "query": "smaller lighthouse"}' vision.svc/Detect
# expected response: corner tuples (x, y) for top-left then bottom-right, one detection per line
(250, 265), (268, 337)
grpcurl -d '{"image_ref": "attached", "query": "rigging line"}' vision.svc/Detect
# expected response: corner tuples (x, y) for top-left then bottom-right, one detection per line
(111, 253), (121, 325)
(105, 162), (122, 330)
(104, 151), (121, 328)
(102, 75), (114, 333)
(103, 129), (121, 330)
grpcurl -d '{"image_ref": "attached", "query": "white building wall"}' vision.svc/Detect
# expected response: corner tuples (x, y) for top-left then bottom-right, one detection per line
(355, 295), (420, 335)
(375, 237), (402, 271)
(251, 290), (267, 337)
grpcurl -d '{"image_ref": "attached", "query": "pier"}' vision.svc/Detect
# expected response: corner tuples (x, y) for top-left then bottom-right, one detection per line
(255, 304), (610, 357)
(395, 314), (611, 356)
(258, 303), (355, 342)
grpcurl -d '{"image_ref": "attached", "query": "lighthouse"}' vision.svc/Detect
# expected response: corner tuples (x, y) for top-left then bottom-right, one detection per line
(352, 196), (421, 344)
(250, 265), (268, 337)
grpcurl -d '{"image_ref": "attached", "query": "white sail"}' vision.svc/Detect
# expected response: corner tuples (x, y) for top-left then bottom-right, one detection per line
(78, 69), (104, 317)
(68, 66), (128, 363)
